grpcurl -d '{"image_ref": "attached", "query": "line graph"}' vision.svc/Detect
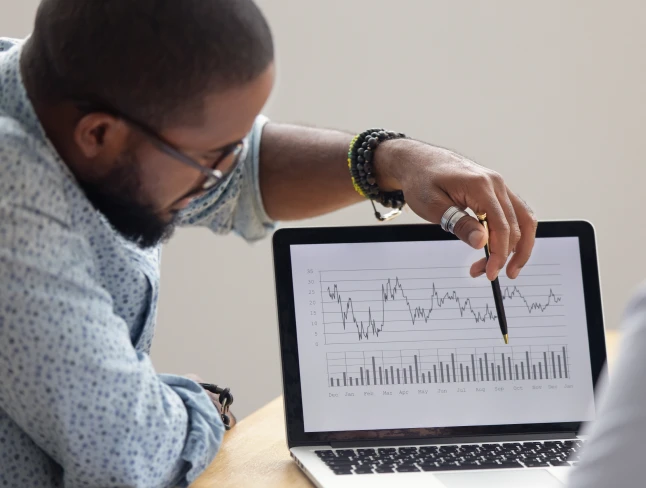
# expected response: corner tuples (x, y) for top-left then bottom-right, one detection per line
(320, 264), (565, 344)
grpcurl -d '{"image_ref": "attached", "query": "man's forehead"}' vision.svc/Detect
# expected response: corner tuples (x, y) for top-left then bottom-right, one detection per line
(162, 63), (275, 152)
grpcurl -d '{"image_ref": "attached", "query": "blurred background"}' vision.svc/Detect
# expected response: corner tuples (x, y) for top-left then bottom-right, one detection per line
(2, 0), (645, 419)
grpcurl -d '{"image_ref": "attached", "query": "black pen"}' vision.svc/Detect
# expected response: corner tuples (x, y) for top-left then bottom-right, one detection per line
(476, 213), (509, 344)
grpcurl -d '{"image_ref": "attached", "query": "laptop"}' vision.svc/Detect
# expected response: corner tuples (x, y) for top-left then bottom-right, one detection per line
(272, 221), (606, 487)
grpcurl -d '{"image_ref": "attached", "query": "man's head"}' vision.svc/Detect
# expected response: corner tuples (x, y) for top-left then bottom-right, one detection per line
(21, 0), (275, 248)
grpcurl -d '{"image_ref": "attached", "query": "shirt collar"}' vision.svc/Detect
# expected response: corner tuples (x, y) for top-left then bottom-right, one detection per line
(0, 39), (50, 146)
(0, 39), (82, 182)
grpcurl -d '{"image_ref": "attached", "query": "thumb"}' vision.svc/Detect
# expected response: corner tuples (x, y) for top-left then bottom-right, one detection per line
(452, 212), (488, 249)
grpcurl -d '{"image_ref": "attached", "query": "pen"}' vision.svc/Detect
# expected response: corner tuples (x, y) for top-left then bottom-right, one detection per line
(476, 213), (509, 344)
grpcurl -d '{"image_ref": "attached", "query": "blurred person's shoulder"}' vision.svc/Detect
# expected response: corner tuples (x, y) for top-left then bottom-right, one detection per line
(0, 37), (21, 53)
(619, 280), (646, 340)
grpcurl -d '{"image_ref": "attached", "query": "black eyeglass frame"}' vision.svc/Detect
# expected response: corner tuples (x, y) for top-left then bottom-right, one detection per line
(75, 101), (246, 192)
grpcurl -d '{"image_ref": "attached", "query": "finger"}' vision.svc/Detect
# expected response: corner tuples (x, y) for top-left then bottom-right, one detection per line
(470, 257), (487, 277)
(425, 190), (489, 249)
(493, 182), (521, 268)
(505, 191), (538, 278)
(470, 195), (510, 281)
(449, 208), (490, 250)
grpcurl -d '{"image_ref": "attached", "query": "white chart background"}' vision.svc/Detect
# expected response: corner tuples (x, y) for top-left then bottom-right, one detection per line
(290, 238), (595, 433)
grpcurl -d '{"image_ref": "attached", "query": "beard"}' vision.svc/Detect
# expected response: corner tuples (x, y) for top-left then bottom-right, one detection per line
(78, 149), (179, 249)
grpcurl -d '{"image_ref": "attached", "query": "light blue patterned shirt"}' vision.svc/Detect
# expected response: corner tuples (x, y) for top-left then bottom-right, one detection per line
(0, 38), (273, 487)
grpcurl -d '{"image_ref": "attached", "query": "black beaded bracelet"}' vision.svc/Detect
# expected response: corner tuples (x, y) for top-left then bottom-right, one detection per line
(348, 129), (407, 221)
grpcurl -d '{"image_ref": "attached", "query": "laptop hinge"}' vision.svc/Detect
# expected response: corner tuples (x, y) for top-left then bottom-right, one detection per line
(329, 432), (578, 449)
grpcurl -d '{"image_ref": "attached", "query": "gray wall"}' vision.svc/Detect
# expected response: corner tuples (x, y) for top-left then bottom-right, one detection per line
(3, 0), (644, 419)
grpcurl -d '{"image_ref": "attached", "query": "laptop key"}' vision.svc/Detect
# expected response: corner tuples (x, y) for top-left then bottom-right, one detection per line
(400, 459), (418, 465)
(398, 447), (419, 454)
(375, 466), (394, 473)
(523, 442), (542, 448)
(482, 455), (504, 462)
(357, 449), (376, 456)
(524, 460), (551, 467)
(325, 460), (355, 467)
(396, 465), (420, 472)
(423, 457), (443, 464)
(523, 457), (545, 463)
(335, 449), (355, 457)
(479, 460), (504, 466)
(421, 464), (459, 472)
(550, 461), (572, 467)
(502, 443), (523, 449)
(354, 466), (374, 474)
(356, 456), (375, 463)
(315, 450), (336, 458)
(378, 448), (397, 455)
(419, 446), (438, 453)
(438, 445), (460, 451)
(479, 463), (512, 470)
(459, 445), (481, 452)
(459, 461), (481, 467)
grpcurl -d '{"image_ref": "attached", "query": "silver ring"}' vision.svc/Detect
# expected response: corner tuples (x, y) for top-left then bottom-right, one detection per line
(440, 206), (469, 234)
(440, 206), (460, 231)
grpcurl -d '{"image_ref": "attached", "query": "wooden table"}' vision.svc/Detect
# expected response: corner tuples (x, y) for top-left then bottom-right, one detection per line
(192, 330), (621, 488)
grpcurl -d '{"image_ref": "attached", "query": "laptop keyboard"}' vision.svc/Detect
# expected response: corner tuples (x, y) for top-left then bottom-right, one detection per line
(315, 440), (582, 475)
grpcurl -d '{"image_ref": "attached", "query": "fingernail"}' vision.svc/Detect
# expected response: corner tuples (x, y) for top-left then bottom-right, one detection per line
(468, 230), (484, 248)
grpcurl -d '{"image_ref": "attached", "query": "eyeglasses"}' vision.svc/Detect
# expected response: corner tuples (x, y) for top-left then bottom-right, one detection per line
(76, 101), (246, 193)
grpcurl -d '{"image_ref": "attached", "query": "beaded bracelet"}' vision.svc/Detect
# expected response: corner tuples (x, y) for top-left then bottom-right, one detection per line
(348, 129), (407, 221)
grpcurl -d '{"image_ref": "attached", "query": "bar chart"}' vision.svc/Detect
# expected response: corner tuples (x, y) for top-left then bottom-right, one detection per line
(327, 345), (570, 387)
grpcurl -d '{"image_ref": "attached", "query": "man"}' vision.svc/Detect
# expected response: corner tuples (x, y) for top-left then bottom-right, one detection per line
(0, 1), (537, 486)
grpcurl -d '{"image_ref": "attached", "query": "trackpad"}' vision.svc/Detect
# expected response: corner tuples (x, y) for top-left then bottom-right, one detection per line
(436, 469), (564, 488)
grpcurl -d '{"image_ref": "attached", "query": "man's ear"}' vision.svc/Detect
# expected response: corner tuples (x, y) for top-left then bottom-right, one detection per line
(73, 112), (130, 161)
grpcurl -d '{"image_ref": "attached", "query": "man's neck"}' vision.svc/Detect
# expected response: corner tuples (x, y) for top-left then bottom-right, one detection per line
(19, 46), (85, 179)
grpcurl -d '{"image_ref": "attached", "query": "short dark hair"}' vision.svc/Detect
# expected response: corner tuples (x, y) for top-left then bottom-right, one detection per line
(23, 0), (274, 129)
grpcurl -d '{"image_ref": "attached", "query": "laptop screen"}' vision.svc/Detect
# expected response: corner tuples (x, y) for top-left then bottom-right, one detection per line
(289, 237), (596, 434)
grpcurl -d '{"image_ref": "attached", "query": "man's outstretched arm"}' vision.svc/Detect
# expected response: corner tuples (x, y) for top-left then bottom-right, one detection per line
(258, 121), (537, 280)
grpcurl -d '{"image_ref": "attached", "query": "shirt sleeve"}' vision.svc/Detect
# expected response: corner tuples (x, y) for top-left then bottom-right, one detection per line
(567, 283), (646, 488)
(0, 202), (224, 488)
(178, 115), (276, 242)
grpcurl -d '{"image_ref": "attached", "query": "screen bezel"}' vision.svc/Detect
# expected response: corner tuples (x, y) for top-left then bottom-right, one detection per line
(272, 221), (606, 448)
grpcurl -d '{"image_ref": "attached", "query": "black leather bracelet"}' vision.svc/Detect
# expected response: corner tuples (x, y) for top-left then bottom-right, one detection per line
(199, 382), (235, 430)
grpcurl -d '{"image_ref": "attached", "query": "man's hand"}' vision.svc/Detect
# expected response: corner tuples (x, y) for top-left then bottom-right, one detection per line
(374, 139), (537, 281)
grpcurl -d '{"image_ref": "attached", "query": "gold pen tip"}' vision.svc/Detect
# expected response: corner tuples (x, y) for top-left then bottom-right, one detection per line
(504, 334), (509, 345)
